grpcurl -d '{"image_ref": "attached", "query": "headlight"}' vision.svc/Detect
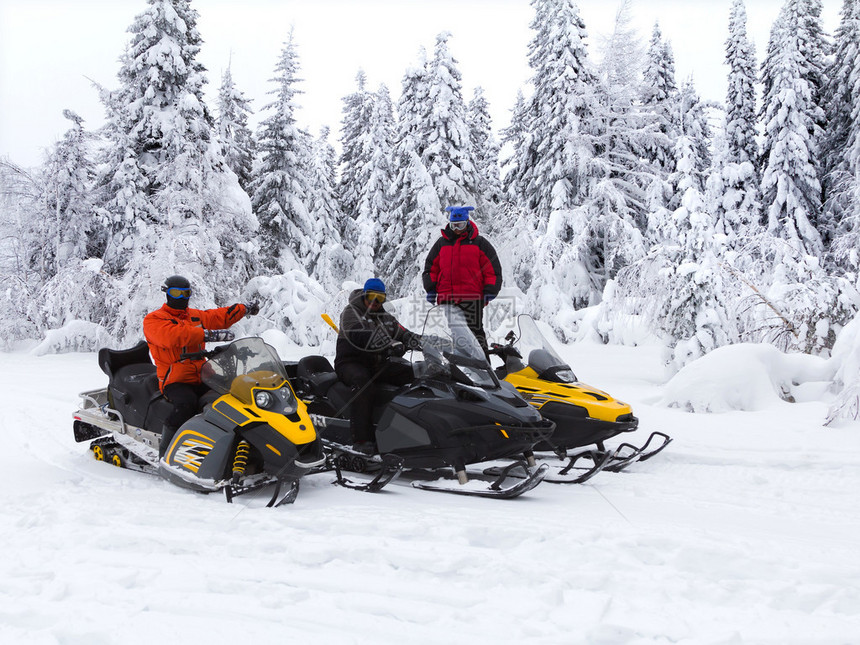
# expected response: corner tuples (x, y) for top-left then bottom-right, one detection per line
(254, 390), (275, 409)
(556, 369), (575, 383)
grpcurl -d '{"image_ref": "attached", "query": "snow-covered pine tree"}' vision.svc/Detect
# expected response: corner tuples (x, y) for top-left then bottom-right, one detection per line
(499, 90), (537, 210)
(724, 0), (759, 169)
(249, 31), (317, 274)
(592, 0), (662, 233)
(638, 23), (680, 249)
(395, 51), (432, 157)
(708, 0), (760, 248)
(526, 0), (598, 216)
(759, 2), (825, 258)
(216, 65), (255, 192)
(31, 110), (96, 282)
(604, 80), (734, 364)
(352, 84), (398, 280)
(823, 0), (860, 270)
(383, 59), (441, 296)
(523, 0), (648, 329)
(381, 141), (441, 296)
(731, 0), (858, 356)
(423, 32), (479, 208)
(336, 70), (374, 232)
(306, 127), (352, 291)
(467, 87), (503, 223)
(0, 160), (41, 346)
(96, 0), (258, 341)
(640, 23), (678, 174)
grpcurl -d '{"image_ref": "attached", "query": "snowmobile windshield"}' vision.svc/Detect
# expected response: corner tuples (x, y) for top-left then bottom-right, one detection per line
(516, 315), (576, 383)
(200, 338), (288, 397)
(416, 305), (499, 389)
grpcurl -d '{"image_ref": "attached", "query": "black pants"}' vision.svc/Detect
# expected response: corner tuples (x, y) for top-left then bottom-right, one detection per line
(454, 299), (487, 353)
(160, 382), (212, 457)
(335, 361), (414, 444)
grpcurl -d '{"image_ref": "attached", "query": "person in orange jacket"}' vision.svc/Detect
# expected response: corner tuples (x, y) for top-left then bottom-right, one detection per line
(143, 275), (259, 457)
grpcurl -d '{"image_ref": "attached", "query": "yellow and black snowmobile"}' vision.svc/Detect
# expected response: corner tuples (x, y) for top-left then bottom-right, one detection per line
(293, 304), (554, 499)
(73, 337), (327, 506)
(488, 315), (671, 483)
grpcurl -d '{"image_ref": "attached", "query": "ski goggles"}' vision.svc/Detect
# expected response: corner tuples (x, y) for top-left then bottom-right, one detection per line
(450, 220), (468, 231)
(164, 286), (192, 299)
(365, 290), (386, 304)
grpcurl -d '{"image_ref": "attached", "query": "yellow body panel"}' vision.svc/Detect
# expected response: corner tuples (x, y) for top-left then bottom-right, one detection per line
(505, 368), (633, 423)
(216, 385), (316, 447)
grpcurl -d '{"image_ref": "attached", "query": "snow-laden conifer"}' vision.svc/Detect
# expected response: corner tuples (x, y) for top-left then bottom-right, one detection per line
(32, 111), (97, 281)
(423, 33), (479, 208)
(352, 84), (398, 280)
(824, 0), (860, 270)
(336, 70), (374, 228)
(467, 87), (503, 221)
(724, 0), (759, 169)
(521, 0), (648, 329)
(216, 65), (255, 192)
(306, 127), (352, 291)
(526, 0), (598, 216)
(96, 0), (258, 341)
(640, 23), (678, 174)
(249, 32), (317, 274)
(759, 4), (825, 258)
(499, 90), (537, 210)
(706, 0), (760, 249)
(384, 61), (441, 296)
(605, 81), (734, 365)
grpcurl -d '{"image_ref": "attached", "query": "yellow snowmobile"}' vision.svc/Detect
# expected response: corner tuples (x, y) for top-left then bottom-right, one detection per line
(73, 337), (327, 506)
(488, 315), (671, 483)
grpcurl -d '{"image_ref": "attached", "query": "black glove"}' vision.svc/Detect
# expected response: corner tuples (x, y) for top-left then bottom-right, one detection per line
(406, 334), (423, 351)
(204, 329), (235, 343)
(244, 301), (260, 316)
(387, 341), (406, 357)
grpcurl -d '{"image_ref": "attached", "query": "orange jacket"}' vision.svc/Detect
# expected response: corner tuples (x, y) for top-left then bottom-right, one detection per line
(143, 303), (247, 390)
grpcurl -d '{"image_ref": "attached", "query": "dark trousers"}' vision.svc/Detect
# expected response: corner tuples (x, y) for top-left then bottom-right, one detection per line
(454, 299), (487, 353)
(335, 361), (414, 444)
(160, 382), (212, 456)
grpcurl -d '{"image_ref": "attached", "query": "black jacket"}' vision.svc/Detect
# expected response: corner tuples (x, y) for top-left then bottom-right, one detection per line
(334, 289), (421, 370)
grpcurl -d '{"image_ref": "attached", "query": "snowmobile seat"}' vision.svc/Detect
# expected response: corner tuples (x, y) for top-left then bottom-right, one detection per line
(297, 355), (339, 396)
(99, 340), (152, 378)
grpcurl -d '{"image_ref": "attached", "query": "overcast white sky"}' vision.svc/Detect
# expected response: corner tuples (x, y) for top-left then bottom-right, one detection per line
(0, 0), (840, 168)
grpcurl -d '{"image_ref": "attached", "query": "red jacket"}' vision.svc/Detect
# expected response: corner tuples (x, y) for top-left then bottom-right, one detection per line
(143, 303), (246, 390)
(422, 222), (502, 303)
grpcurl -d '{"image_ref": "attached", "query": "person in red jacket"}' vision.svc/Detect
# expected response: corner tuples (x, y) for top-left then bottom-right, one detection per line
(143, 275), (259, 457)
(422, 206), (502, 352)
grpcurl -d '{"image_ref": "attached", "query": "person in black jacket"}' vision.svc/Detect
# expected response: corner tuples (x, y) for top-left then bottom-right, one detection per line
(334, 278), (422, 454)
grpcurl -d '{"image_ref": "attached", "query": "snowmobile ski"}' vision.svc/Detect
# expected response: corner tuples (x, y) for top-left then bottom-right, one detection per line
(483, 447), (615, 484)
(602, 431), (673, 472)
(323, 440), (404, 492)
(409, 461), (549, 499)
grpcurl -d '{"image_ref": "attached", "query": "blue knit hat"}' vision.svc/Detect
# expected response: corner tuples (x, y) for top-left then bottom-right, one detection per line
(363, 278), (386, 294)
(446, 205), (474, 222)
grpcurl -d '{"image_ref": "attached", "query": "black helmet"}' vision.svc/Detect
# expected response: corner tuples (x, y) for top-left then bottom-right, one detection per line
(162, 275), (192, 309)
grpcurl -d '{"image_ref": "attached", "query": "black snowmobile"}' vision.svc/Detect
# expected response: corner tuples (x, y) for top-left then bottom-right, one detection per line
(487, 314), (672, 483)
(289, 305), (555, 498)
(73, 337), (327, 506)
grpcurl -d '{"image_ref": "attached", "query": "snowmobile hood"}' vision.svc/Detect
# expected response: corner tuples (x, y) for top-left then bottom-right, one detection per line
(441, 221), (478, 241)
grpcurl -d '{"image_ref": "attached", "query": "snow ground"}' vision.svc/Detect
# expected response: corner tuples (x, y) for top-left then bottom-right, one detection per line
(2, 340), (859, 645)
